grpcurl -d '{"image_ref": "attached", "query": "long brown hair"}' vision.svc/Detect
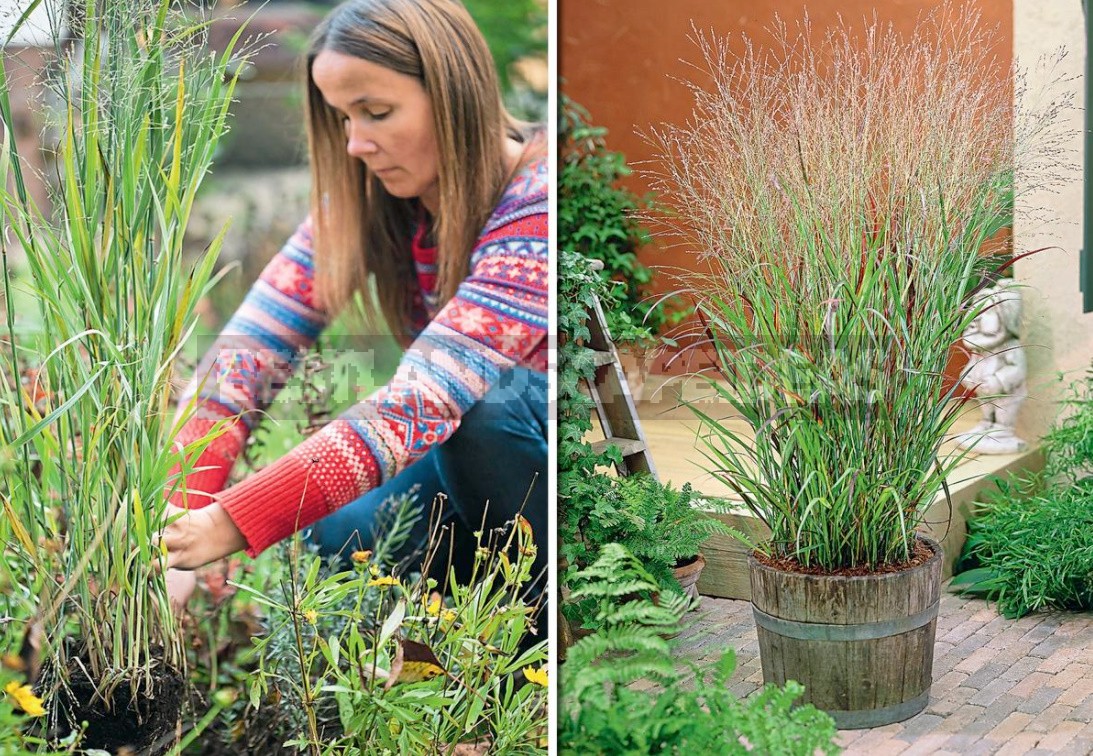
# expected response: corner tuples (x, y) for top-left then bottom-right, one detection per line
(306, 0), (529, 333)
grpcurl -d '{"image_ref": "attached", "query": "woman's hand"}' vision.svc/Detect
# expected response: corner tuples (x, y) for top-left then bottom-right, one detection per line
(165, 568), (197, 613)
(160, 502), (247, 571)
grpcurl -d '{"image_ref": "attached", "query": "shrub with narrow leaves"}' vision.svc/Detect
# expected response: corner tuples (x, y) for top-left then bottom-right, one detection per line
(953, 366), (1093, 618)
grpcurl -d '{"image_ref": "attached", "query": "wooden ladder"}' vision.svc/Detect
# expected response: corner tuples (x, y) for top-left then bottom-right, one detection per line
(559, 268), (660, 658)
(583, 271), (658, 479)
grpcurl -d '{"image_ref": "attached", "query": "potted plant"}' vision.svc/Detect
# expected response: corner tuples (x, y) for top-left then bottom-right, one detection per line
(0, 1), (246, 750)
(556, 247), (637, 639)
(645, 12), (1033, 728)
(557, 250), (733, 645)
(596, 474), (728, 601)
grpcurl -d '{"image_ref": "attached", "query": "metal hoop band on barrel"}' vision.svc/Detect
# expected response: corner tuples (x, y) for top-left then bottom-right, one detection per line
(826, 689), (932, 729)
(751, 601), (940, 642)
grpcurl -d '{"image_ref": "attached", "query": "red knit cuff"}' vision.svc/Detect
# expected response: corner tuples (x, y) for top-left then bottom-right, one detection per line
(216, 419), (383, 556)
(217, 453), (331, 557)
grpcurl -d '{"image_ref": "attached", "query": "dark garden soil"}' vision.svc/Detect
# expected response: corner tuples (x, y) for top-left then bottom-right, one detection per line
(754, 537), (936, 577)
(185, 681), (344, 756)
(188, 708), (304, 756)
(57, 656), (185, 754)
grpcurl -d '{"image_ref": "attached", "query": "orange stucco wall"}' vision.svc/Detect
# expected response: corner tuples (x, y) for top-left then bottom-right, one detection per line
(560, 0), (1013, 381)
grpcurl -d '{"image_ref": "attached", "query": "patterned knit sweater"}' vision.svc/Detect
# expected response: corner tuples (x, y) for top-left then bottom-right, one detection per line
(172, 157), (548, 556)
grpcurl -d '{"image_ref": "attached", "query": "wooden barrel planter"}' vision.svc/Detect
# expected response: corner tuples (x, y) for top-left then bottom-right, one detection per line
(748, 536), (942, 729)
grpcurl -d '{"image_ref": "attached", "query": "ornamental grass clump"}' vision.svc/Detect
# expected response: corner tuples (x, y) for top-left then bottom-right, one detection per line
(646, 12), (1063, 572)
(0, 0), (246, 734)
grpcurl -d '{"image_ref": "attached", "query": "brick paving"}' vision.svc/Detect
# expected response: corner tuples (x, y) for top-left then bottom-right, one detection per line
(678, 589), (1093, 755)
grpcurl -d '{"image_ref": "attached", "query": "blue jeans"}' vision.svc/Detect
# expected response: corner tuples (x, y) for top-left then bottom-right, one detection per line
(309, 367), (547, 598)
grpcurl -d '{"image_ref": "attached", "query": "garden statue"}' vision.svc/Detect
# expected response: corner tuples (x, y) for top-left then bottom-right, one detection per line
(955, 278), (1029, 454)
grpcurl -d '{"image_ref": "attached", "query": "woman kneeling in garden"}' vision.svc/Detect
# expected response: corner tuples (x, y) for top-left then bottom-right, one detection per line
(161, 0), (548, 608)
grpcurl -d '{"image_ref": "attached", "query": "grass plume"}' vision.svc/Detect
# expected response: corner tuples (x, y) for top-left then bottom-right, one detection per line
(643, 8), (1066, 570)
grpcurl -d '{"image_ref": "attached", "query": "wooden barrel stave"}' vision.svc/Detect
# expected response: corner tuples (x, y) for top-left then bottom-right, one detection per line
(748, 536), (943, 729)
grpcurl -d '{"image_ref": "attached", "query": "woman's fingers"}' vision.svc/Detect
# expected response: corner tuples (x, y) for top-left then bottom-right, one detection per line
(165, 568), (197, 613)
(154, 502), (247, 571)
(155, 504), (195, 570)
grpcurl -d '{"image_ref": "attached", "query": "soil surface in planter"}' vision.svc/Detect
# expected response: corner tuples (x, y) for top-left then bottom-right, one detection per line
(755, 538), (935, 577)
(673, 554), (701, 569)
(57, 657), (185, 754)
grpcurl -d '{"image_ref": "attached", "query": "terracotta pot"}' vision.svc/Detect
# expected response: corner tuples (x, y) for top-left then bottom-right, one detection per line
(673, 552), (706, 602)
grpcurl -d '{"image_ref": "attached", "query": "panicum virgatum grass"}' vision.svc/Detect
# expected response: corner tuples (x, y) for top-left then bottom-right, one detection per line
(0, 0), (248, 705)
(644, 9), (1069, 571)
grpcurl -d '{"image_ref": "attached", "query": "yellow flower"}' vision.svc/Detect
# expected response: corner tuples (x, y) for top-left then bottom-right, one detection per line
(388, 718), (402, 736)
(350, 550), (372, 565)
(523, 666), (548, 688)
(425, 596), (458, 627)
(367, 575), (399, 589)
(303, 609), (318, 624)
(5, 680), (45, 716)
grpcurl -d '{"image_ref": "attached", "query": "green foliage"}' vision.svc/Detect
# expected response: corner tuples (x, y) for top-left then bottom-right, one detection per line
(556, 250), (637, 624)
(952, 478), (1093, 619)
(563, 544), (690, 696)
(651, 16), (1024, 571)
(558, 249), (730, 629)
(559, 96), (682, 340)
(952, 367), (1093, 618)
(556, 250), (628, 548)
(239, 507), (547, 754)
(0, 0), (248, 716)
(560, 544), (839, 755)
(1040, 367), (1093, 483)
(0, 575), (44, 754)
(181, 493), (420, 754)
(463, 0), (546, 121)
(0, 568), (69, 753)
(0, 670), (47, 756)
(558, 249), (733, 631)
(178, 351), (545, 753)
(567, 474), (739, 598)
